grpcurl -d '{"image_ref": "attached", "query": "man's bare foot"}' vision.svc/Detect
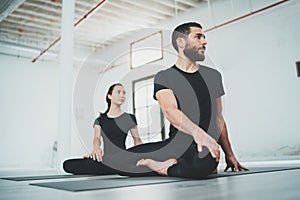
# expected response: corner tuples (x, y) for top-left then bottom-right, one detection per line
(136, 158), (178, 176)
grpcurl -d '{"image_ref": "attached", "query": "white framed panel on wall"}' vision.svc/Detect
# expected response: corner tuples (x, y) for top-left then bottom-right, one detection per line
(130, 31), (163, 69)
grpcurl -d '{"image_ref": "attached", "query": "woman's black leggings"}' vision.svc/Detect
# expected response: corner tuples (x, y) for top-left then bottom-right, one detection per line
(63, 141), (218, 179)
(63, 158), (118, 175)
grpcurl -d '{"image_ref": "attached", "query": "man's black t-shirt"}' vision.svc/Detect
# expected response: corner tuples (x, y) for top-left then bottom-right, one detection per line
(93, 113), (137, 154)
(154, 65), (225, 140)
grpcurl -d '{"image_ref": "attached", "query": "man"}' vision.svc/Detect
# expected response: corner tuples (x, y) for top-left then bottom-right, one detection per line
(136, 22), (248, 178)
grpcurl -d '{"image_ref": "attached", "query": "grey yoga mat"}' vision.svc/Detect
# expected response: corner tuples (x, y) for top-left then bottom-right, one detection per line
(207, 166), (300, 179)
(1, 174), (92, 181)
(30, 166), (300, 192)
(30, 176), (185, 192)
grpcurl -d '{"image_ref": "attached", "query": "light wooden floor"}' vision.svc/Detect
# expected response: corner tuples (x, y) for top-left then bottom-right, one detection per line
(1, 161), (299, 200)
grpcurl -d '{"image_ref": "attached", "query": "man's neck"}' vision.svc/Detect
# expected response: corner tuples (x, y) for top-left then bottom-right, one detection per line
(175, 56), (199, 73)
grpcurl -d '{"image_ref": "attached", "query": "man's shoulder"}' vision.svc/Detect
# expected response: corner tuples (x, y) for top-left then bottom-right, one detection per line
(199, 65), (221, 73)
(157, 65), (175, 74)
(199, 65), (222, 77)
(154, 65), (176, 79)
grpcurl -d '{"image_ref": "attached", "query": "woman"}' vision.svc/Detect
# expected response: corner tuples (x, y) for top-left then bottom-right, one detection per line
(63, 83), (143, 175)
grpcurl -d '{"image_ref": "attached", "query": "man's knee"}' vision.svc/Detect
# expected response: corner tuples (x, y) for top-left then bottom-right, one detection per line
(192, 152), (219, 178)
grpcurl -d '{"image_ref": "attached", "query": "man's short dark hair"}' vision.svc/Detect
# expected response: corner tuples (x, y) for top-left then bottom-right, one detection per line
(172, 22), (203, 52)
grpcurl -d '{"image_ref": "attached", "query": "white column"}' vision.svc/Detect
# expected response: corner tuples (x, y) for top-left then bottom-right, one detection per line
(57, 0), (75, 170)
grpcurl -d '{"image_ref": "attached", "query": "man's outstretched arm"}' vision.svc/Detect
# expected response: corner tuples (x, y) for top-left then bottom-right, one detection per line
(216, 97), (249, 171)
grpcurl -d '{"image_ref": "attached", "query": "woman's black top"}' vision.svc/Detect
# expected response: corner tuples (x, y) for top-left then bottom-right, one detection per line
(93, 113), (137, 154)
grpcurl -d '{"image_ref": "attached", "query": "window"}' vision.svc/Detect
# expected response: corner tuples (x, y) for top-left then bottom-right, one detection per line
(133, 76), (167, 142)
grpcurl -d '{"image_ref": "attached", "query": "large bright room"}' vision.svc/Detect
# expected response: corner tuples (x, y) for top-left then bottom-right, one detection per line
(0, 0), (299, 199)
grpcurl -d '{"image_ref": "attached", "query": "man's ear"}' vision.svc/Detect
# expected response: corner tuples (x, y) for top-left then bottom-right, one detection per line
(176, 37), (185, 49)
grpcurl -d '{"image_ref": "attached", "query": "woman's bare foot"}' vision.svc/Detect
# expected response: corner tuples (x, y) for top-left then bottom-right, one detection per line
(136, 158), (177, 176)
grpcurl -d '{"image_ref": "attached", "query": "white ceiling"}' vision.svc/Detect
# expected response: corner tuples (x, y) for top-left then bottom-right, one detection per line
(0, 0), (207, 61)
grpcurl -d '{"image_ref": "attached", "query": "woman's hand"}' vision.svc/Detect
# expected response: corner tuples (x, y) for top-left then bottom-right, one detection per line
(83, 147), (104, 162)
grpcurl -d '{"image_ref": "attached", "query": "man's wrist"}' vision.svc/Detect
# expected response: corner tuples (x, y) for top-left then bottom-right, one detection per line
(225, 151), (235, 157)
(192, 127), (206, 138)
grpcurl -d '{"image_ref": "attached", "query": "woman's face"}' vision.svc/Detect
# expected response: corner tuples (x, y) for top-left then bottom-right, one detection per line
(108, 85), (126, 106)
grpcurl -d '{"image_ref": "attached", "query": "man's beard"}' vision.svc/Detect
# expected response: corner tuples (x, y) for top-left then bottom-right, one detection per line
(183, 48), (205, 62)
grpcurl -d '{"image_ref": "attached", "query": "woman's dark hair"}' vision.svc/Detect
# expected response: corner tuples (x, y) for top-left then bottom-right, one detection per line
(172, 22), (202, 52)
(100, 83), (123, 116)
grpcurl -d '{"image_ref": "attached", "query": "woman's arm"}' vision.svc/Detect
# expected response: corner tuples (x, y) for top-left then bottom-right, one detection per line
(83, 125), (104, 162)
(130, 126), (143, 146)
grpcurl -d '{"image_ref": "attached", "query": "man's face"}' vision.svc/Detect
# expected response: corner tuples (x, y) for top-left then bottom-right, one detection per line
(183, 27), (207, 62)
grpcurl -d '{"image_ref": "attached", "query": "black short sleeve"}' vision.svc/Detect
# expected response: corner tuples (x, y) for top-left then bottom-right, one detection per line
(153, 71), (170, 100)
(129, 114), (138, 129)
(215, 71), (225, 98)
(93, 117), (101, 128)
(199, 66), (225, 98)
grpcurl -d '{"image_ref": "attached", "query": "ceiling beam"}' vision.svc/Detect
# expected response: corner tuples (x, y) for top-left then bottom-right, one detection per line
(121, 0), (175, 17)
(176, 0), (199, 8)
(9, 13), (58, 26)
(0, 34), (52, 50)
(5, 15), (60, 30)
(0, 22), (51, 36)
(22, 1), (61, 15)
(0, 29), (56, 43)
(89, 6), (158, 26)
(28, 0), (61, 8)
(105, 1), (166, 21)
(153, 0), (187, 11)
(0, 0), (25, 22)
(15, 4), (99, 27)
(26, 0), (89, 23)
(4, 18), (60, 33)
(0, 26), (52, 38)
(15, 8), (61, 23)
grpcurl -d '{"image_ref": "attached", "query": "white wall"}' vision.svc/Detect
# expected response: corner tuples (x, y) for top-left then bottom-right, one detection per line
(0, 55), (59, 168)
(206, 0), (300, 160)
